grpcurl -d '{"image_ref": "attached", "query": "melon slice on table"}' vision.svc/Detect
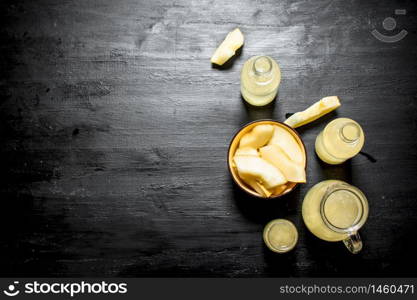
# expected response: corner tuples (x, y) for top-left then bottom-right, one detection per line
(211, 28), (244, 66)
(284, 96), (341, 128)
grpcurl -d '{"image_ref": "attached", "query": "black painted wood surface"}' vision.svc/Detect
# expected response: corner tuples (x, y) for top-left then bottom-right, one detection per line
(1, 0), (417, 277)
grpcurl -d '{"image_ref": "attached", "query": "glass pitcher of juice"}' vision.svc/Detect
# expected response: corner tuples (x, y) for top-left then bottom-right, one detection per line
(240, 55), (281, 106)
(315, 118), (365, 164)
(302, 180), (369, 254)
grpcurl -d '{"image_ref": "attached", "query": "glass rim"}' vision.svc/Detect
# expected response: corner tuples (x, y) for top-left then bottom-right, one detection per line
(339, 122), (361, 143)
(320, 183), (368, 234)
(263, 219), (298, 253)
(253, 56), (273, 76)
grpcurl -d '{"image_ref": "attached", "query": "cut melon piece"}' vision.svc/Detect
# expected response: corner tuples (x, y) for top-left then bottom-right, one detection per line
(239, 124), (274, 149)
(233, 156), (287, 189)
(268, 126), (305, 166)
(284, 96), (341, 128)
(260, 144), (306, 183)
(273, 184), (287, 196)
(245, 179), (272, 197)
(234, 147), (258, 157)
(211, 28), (244, 65)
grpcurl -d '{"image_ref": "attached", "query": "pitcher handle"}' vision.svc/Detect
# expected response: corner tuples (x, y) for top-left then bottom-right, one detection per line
(343, 232), (363, 254)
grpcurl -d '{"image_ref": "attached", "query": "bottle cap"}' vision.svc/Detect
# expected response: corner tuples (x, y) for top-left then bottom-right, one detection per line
(263, 219), (298, 253)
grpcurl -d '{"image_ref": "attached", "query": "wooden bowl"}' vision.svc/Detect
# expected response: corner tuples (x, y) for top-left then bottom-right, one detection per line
(227, 120), (307, 199)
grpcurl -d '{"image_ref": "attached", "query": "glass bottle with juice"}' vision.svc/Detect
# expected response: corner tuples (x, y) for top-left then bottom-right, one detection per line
(315, 118), (365, 164)
(302, 180), (369, 253)
(240, 56), (281, 106)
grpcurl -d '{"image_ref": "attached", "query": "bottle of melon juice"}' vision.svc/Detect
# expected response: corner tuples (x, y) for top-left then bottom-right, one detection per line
(240, 56), (281, 106)
(315, 118), (365, 164)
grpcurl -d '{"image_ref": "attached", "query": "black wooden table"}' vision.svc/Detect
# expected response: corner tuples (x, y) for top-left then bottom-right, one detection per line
(1, 0), (417, 277)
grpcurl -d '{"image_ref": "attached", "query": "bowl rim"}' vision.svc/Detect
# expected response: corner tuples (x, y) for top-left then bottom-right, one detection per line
(227, 119), (307, 199)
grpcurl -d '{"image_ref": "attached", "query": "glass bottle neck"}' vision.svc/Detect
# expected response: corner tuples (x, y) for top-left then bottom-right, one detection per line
(339, 122), (361, 143)
(252, 56), (273, 76)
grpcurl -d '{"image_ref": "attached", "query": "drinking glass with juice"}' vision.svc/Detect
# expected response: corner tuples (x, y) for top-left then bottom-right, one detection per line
(315, 118), (365, 164)
(263, 219), (298, 253)
(302, 180), (369, 254)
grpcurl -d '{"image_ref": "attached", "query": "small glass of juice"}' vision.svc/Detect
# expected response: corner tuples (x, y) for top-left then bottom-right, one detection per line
(263, 219), (298, 253)
(302, 180), (369, 254)
(315, 118), (365, 164)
